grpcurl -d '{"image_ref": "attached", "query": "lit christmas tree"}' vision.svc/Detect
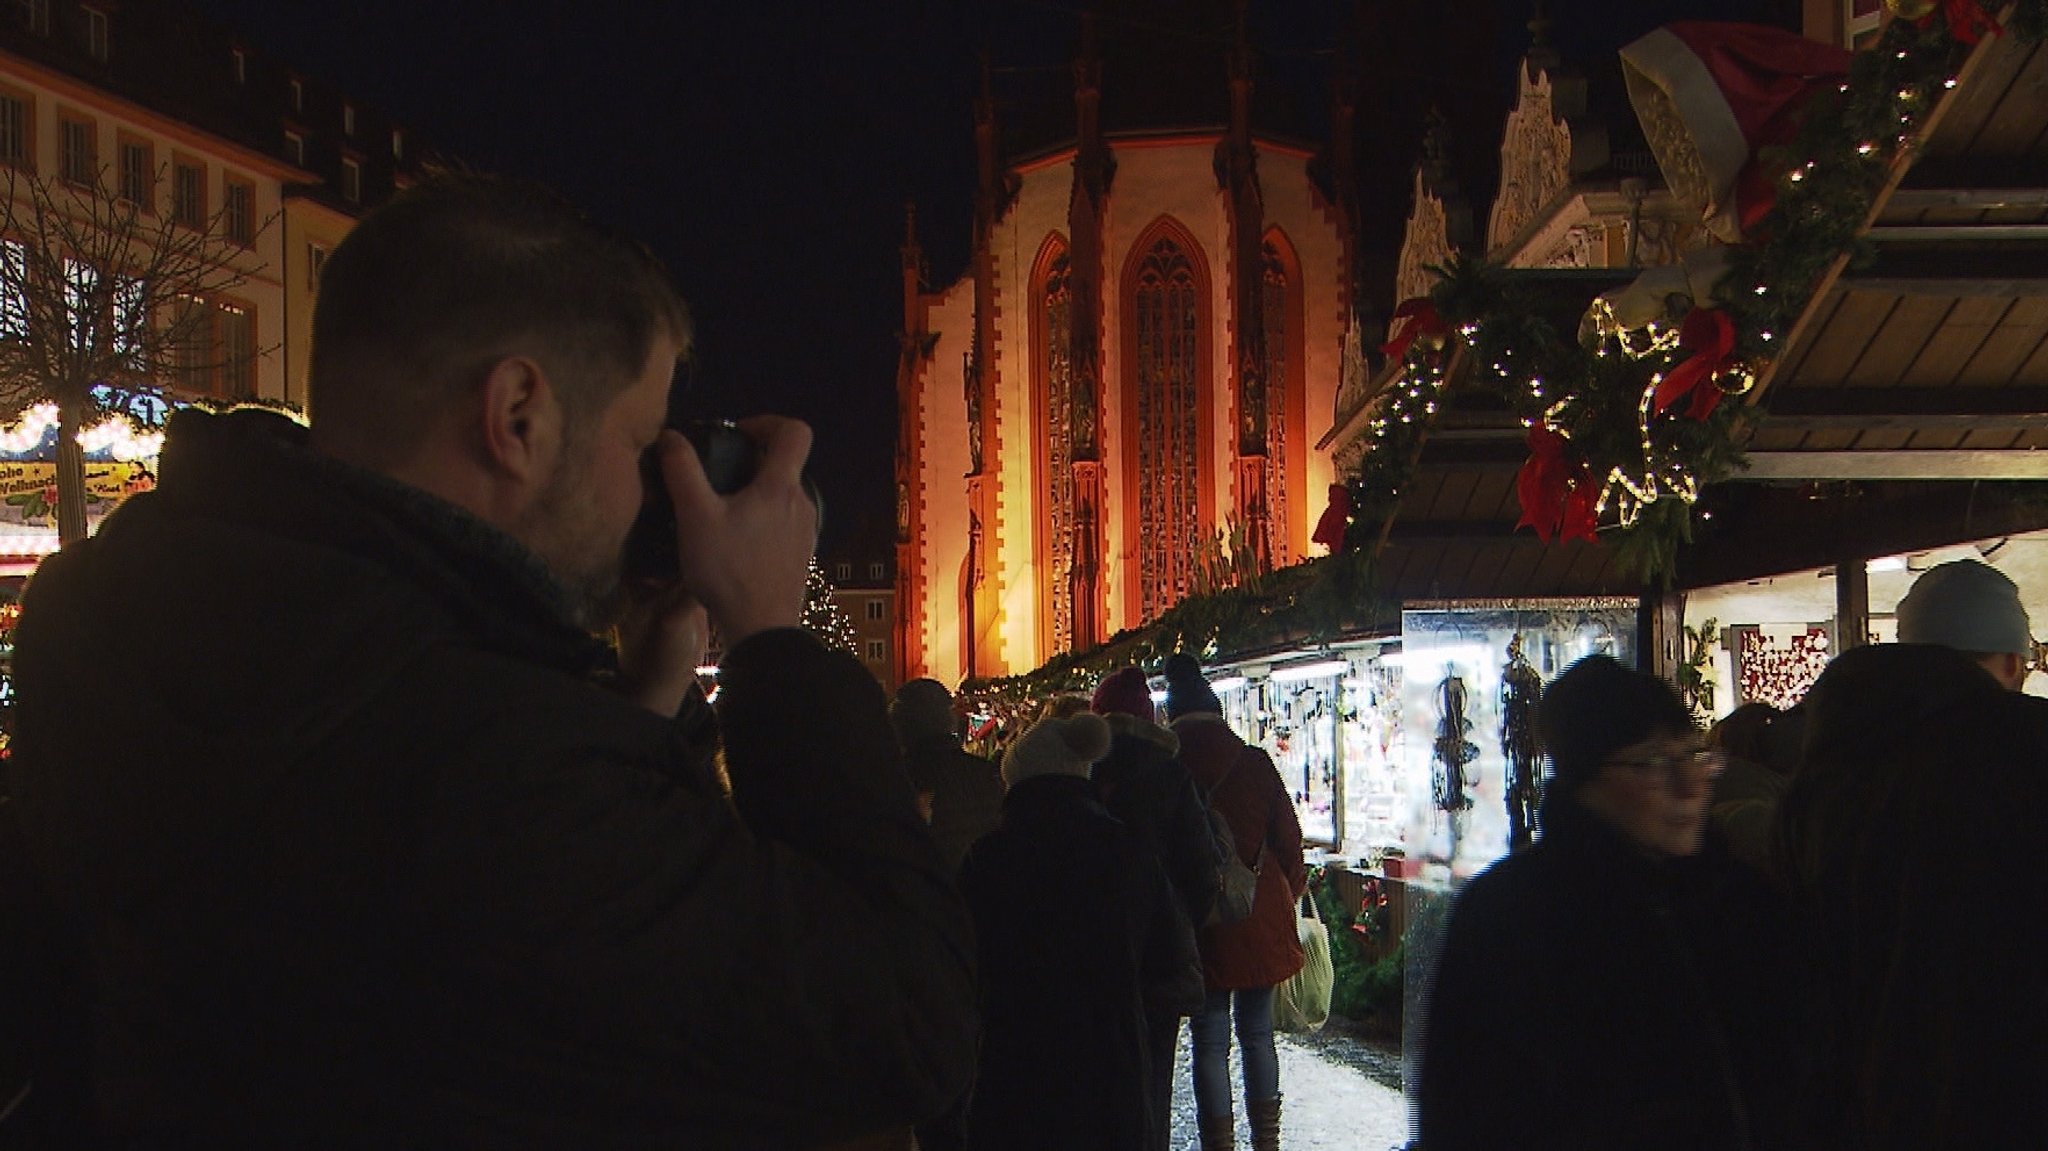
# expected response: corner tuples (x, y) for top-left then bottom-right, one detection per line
(801, 558), (859, 655)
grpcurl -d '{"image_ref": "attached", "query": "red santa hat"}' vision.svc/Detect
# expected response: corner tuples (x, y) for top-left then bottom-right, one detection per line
(1621, 22), (1852, 241)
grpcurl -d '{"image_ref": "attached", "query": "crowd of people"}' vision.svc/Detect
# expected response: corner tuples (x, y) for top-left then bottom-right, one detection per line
(1418, 557), (2048, 1151)
(900, 651), (1306, 1151)
(2, 171), (2042, 1150)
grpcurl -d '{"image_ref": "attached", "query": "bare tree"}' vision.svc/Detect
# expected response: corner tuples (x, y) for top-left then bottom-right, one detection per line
(0, 159), (271, 544)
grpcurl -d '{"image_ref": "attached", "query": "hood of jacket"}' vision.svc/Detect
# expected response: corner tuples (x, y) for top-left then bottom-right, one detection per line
(1103, 711), (1178, 757)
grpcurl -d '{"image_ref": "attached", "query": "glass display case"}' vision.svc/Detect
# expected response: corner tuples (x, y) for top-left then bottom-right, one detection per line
(1395, 600), (1640, 882)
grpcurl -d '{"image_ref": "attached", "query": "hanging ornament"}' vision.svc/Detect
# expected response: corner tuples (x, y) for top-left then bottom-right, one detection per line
(1431, 671), (1478, 815)
(1500, 634), (1544, 852)
(1884, 0), (1937, 18)
(1653, 307), (1737, 420)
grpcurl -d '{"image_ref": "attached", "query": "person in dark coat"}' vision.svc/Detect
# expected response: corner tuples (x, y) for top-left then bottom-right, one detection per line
(1, 175), (974, 1148)
(960, 712), (1203, 1151)
(1706, 702), (1787, 875)
(1774, 643), (2048, 1151)
(1091, 665), (1222, 1151)
(1419, 656), (1805, 1151)
(891, 677), (1005, 872)
(1164, 654), (1306, 1151)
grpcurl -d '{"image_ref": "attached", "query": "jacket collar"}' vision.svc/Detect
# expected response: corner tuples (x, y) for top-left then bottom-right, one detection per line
(145, 408), (613, 676)
(1104, 711), (1178, 755)
(1168, 711), (1231, 732)
(1000, 773), (1105, 820)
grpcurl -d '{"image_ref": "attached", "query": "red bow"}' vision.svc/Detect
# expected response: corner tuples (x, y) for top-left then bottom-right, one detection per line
(1379, 298), (1449, 363)
(1919, 0), (2001, 45)
(1311, 484), (1352, 552)
(1514, 425), (1600, 545)
(1653, 308), (1737, 421)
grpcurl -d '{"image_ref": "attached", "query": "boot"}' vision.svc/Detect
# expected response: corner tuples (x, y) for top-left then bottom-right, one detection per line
(1198, 1111), (1237, 1151)
(1247, 1096), (1282, 1151)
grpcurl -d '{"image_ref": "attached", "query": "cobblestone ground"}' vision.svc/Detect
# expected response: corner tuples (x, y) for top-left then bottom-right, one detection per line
(1167, 1025), (1411, 1150)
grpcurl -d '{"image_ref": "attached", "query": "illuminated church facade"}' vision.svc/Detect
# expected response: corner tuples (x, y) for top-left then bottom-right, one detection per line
(893, 28), (1352, 685)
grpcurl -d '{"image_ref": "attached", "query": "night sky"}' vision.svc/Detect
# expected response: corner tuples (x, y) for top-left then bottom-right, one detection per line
(180, 0), (1787, 556)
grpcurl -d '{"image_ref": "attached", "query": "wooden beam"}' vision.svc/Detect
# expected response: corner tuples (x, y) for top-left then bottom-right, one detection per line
(1763, 412), (2048, 433)
(1867, 224), (2048, 241)
(1888, 187), (2048, 210)
(1740, 450), (2048, 480)
(1893, 161), (2048, 192)
(1836, 554), (1870, 652)
(1835, 243), (2048, 289)
(1766, 386), (2048, 417)
(1677, 480), (2048, 590)
(1837, 276), (2048, 297)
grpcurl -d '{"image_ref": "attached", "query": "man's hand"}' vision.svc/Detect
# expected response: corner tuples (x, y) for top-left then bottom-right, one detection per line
(657, 416), (817, 652)
(616, 583), (709, 717)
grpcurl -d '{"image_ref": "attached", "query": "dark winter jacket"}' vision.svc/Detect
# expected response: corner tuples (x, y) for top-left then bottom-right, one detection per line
(2, 410), (976, 1149)
(1171, 713), (1307, 991)
(959, 774), (1202, 1151)
(1095, 712), (1221, 931)
(1419, 796), (1807, 1151)
(1775, 649), (2048, 1151)
(900, 737), (1004, 872)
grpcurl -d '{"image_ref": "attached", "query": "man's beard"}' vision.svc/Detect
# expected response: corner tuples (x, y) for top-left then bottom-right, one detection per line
(524, 457), (628, 633)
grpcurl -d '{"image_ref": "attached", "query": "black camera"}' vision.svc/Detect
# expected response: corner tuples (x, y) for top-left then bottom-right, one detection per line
(623, 419), (824, 583)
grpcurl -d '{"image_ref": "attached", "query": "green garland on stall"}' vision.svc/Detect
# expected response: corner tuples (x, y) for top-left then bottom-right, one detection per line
(957, 550), (1392, 736)
(1337, 2), (2046, 584)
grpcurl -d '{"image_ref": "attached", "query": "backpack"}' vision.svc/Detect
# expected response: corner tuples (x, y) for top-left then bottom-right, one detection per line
(1200, 753), (1265, 928)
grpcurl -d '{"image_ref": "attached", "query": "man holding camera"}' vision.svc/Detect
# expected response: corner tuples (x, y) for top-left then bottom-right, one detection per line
(3, 176), (974, 1147)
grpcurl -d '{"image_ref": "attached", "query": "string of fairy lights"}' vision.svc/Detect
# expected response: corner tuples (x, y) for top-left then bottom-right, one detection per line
(1337, 0), (2035, 579)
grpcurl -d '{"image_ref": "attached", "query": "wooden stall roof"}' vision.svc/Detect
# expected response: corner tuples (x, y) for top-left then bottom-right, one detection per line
(1345, 23), (2048, 600)
(1751, 20), (2048, 475)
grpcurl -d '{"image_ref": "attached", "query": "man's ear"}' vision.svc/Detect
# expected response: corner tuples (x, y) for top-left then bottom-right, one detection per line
(477, 355), (561, 483)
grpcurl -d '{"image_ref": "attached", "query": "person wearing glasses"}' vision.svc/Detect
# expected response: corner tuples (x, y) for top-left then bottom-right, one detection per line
(1418, 655), (1804, 1151)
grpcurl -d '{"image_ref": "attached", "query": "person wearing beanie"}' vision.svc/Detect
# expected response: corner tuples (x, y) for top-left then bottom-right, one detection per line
(960, 713), (1203, 1151)
(1091, 666), (1221, 1151)
(890, 678), (1004, 875)
(1163, 651), (1225, 720)
(1895, 558), (2037, 690)
(1772, 644), (2048, 1149)
(1167, 655), (1306, 1151)
(1420, 656), (1804, 1151)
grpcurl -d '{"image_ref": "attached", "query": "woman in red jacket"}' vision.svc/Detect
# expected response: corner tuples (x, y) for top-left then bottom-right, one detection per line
(1162, 653), (1307, 1151)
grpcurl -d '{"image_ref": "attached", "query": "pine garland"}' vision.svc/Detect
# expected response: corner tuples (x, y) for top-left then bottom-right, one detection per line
(1336, 2), (2047, 583)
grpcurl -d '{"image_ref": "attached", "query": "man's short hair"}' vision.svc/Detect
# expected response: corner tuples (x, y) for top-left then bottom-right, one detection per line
(308, 173), (691, 466)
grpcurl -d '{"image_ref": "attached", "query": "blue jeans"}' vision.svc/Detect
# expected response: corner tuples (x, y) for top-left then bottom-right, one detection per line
(1189, 985), (1280, 1118)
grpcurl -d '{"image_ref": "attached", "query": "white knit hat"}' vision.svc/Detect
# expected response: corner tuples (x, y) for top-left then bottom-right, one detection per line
(1896, 559), (2034, 656)
(1002, 712), (1112, 788)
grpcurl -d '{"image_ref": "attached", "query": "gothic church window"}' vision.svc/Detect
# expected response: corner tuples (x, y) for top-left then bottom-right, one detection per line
(1261, 234), (1299, 566)
(1035, 240), (1075, 655)
(1132, 232), (1202, 622)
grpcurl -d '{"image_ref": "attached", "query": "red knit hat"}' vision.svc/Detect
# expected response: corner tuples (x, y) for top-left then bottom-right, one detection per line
(1091, 666), (1155, 723)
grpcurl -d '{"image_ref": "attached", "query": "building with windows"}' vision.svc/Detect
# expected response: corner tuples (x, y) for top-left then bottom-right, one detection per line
(827, 550), (898, 691)
(894, 14), (1349, 685)
(0, 0), (425, 567)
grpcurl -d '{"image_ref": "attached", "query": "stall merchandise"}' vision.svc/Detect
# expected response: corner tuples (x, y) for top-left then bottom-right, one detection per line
(1397, 601), (1639, 881)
